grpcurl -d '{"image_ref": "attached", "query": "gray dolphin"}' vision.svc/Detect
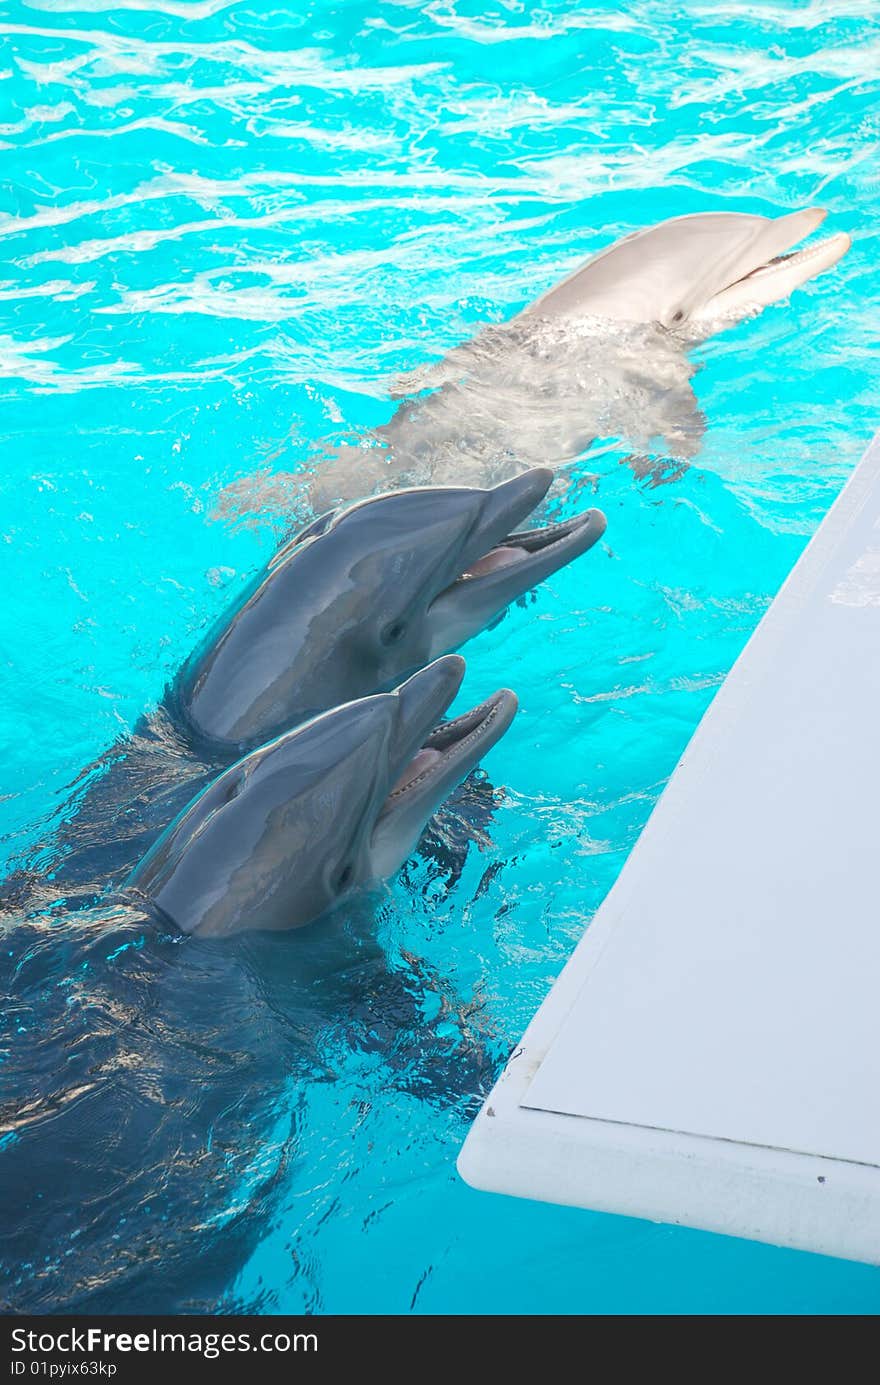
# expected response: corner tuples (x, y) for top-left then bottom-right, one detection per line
(0, 663), (511, 1307)
(177, 466), (605, 752)
(127, 655), (516, 936)
(7, 468), (598, 908)
(218, 207), (850, 519)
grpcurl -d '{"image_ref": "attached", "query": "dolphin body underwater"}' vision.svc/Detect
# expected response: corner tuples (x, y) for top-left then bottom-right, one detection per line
(218, 207), (851, 520)
(0, 661), (519, 1310)
(6, 467), (604, 907)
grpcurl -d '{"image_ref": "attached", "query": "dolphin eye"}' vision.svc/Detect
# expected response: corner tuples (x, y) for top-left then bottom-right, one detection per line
(381, 619), (407, 645)
(671, 310), (685, 325)
(336, 863), (354, 891)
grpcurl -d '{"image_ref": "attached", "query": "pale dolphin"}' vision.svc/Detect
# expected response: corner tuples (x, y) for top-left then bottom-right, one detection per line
(515, 207), (849, 334)
(218, 207), (849, 520)
(126, 655), (517, 937)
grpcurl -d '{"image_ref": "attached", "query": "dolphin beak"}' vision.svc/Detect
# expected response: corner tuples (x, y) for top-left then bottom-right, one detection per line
(752, 206), (828, 259)
(391, 654), (467, 773)
(696, 207), (851, 325)
(377, 664), (518, 832)
(470, 468), (556, 553)
(382, 653), (518, 817)
(440, 467), (557, 582)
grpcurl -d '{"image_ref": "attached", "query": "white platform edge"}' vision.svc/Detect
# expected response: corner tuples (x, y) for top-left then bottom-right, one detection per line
(458, 431), (880, 1266)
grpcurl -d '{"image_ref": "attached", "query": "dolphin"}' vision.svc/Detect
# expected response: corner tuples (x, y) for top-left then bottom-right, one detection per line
(3, 469), (601, 906)
(217, 207), (850, 519)
(1, 662), (517, 1305)
(514, 206), (849, 333)
(0, 716), (508, 1311)
(177, 467), (605, 752)
(126, 655), (517, 937)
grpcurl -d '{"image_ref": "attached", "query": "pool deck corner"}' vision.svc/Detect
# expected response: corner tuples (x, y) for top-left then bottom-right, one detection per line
(459, 431), (880, 1267)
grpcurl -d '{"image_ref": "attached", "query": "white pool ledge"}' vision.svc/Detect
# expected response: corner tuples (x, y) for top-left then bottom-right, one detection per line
(458, 431), (880, 1266)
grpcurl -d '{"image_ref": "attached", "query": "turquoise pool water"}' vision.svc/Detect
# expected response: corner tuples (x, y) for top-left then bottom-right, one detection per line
(2, 0), (880, 1313)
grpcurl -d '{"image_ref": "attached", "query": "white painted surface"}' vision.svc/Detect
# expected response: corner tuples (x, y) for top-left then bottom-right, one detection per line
(458, 432), (880, 1265)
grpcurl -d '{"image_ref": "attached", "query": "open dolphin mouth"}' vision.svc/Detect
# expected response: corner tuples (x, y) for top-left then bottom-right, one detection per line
(460, 513), (598, 577)
(417, 470), (607, 657)
(442, 507), (607, 598)
(383, 690), (516, 810)
(724, 232), (850, 291)
(699, 209), (850, 323)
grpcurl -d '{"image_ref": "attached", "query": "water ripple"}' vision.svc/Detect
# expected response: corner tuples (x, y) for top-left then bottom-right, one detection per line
(2, 0), (879, 1316)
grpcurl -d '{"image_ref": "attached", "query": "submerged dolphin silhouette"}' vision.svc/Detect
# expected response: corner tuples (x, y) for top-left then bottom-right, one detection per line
(4, 470), (602, 906)
(219, 207), (850, 518)
(128, 656), (518, 937)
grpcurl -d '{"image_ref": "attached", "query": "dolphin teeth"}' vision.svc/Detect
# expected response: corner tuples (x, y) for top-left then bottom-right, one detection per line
(729, 233), (848, 287)
(426, 697), (501, 747)
(453, 513), (596, 588)
(383, 696), (505, 806)
(389, 747), (443, 797)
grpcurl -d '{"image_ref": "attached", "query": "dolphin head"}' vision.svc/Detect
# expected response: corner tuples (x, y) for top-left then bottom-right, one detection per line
(127, 655), (517, 936)
(177, 470), (603, 752)
(523, 208), (850, 338)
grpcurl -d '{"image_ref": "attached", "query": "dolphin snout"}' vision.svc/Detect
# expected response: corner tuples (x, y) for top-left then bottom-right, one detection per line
(467, 468), (555, 561)
(392, 655), (466, 766)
